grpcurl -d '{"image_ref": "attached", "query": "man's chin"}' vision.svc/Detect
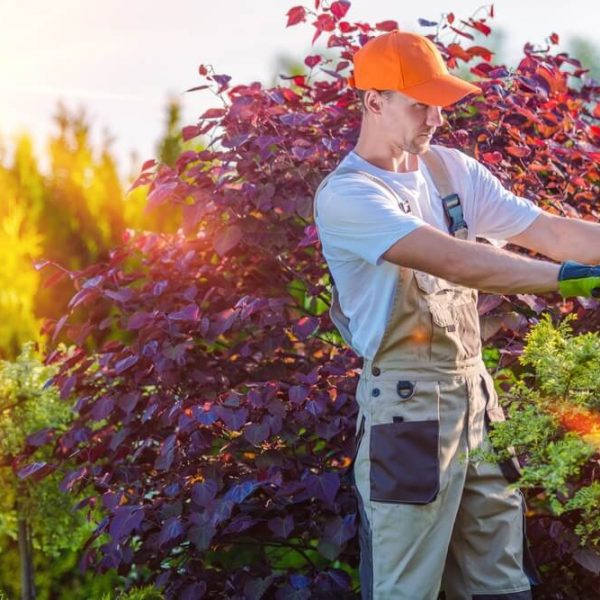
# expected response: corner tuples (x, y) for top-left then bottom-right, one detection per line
(411, 139), (432, 154)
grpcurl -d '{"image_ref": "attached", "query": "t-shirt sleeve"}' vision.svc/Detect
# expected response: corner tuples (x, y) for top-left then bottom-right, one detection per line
(463, 153), (542, 246)
(315, 174), (425, 266)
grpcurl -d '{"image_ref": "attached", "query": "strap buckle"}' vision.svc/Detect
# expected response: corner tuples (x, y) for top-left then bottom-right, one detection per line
(441, 193), (469, 239)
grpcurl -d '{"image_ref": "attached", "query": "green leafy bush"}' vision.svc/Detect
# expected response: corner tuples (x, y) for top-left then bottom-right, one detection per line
(484, 315), (600, 546)
(0, 343), (117, 598)
(0, 342), (84, 553)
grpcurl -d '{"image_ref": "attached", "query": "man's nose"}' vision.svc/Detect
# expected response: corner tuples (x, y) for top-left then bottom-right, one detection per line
(426, 105), (444, 127)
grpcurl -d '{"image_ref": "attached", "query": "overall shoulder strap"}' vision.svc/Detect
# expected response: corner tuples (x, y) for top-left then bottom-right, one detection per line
(420, 146), (454, 199)
(314, 167), (412, 216)
(420, 147), (469, 240)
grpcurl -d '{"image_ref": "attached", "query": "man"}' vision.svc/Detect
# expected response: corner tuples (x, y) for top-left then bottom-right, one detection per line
(312, 30), (600, 600)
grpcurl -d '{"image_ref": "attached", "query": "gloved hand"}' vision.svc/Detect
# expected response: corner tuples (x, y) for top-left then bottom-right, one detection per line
(558, 261), (600, 298)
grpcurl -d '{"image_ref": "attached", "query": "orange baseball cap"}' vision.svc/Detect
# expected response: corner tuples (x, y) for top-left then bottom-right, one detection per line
(347, 30), (481, 107)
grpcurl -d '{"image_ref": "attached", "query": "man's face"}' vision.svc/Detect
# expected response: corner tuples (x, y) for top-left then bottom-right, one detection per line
(365, 90), (445, 155)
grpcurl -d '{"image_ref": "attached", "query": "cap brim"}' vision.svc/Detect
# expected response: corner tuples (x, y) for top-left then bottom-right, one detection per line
(402, 74), (481, 107)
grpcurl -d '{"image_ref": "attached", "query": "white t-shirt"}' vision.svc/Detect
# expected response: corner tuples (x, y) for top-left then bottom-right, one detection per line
(314, 144), (542, 359)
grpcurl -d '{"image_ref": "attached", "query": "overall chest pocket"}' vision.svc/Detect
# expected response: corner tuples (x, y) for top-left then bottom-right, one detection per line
(412, 270), (481, 359)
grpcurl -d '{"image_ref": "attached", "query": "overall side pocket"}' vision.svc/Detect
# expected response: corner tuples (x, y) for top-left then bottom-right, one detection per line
(369, 419), (440, 504)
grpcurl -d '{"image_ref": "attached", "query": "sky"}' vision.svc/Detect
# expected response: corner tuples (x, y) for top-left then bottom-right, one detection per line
(1, 0), (599, 179)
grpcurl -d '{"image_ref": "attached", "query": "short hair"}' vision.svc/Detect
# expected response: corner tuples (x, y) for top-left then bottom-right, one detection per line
(356, 89), (396, 114)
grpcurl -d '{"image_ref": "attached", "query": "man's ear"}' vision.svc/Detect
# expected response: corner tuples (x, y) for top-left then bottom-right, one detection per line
(364, 90), (385, 116)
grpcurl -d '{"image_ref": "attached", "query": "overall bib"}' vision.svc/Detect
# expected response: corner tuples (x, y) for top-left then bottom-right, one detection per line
(313, 149), (538, 600)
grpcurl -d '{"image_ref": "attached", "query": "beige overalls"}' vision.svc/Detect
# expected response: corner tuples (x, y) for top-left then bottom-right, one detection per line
(313, 149), (538, 599)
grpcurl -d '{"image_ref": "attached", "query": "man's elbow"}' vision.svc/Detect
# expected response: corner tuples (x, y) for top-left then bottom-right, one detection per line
(381, 229), (469, 283)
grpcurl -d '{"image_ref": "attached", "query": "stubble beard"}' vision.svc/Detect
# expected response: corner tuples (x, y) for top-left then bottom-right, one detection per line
(408, 137), (431, 155)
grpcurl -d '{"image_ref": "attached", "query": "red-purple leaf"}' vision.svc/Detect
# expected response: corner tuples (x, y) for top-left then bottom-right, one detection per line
(60, 375), (77, 400)
(467, 45), (493, 62)
(185, 84), (210, 94)
(68, 288), (96, 310)
(60, 466), (87, 492)
(17, 461), (56, 481)
(214, 225), (242, 256)
(482, 151), (503, 165)
(155, 434), (177, 470)
(109, 506), (144, 541)
(42, 269), (67, 290)
(168, 304), (200, 321)
(297, 224), (318, 248)
(506, 145), (531, 158)
(189, 523), (216, 551)
(322, 514), (356, 546)
(268, 515), (294, 539)
(516, 294), (546, 313)
(192, 480), (218, 507)
(375, 20), (398, 31)
(182, 125), (202, 141)
(26, 428), (54, 448)
(222, 515), (257, 535)
(289, 385), (309, 405)
(293, 316), (319, 340)
(91, 395), (114, 421)
(147, 180), (179, 210)
(52, 314), (69, 343)
(216, 406), (249, 431)
(330, 1), (350, 20)
(127, 311), (153, 330)
(201, 107), (227, 119)
(286, 6), (306, 27)
(114, 355), (139, 374)
(210, 308), (238, 337)
(477, 294), (504, 315)
(464, 19), (491, 36)
(159, 517), (185, 546)
(224, 480), (259, 503)
(305, 55), (322, 68)
(104, 288), (134, 303)
(243, 421), (271, 445)
(447, 43), (471, 62)
(573, 548), (600, 574)
(141, 159), (157, 171)
(305, 471), (340, 504)
(449, 25), (474, 40)
(181, 583), (208, 600)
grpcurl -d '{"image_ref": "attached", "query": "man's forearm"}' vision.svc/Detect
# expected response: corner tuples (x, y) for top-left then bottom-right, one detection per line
(443, 238), (560, 294)
(382, 225), (561, 295)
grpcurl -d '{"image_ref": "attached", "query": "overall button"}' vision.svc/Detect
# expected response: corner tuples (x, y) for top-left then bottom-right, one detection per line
(372, 388), (381, 397)
(372, 366), (381, 376)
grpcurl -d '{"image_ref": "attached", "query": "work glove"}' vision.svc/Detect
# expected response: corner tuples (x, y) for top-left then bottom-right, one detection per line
(558, 261), (600, 298)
